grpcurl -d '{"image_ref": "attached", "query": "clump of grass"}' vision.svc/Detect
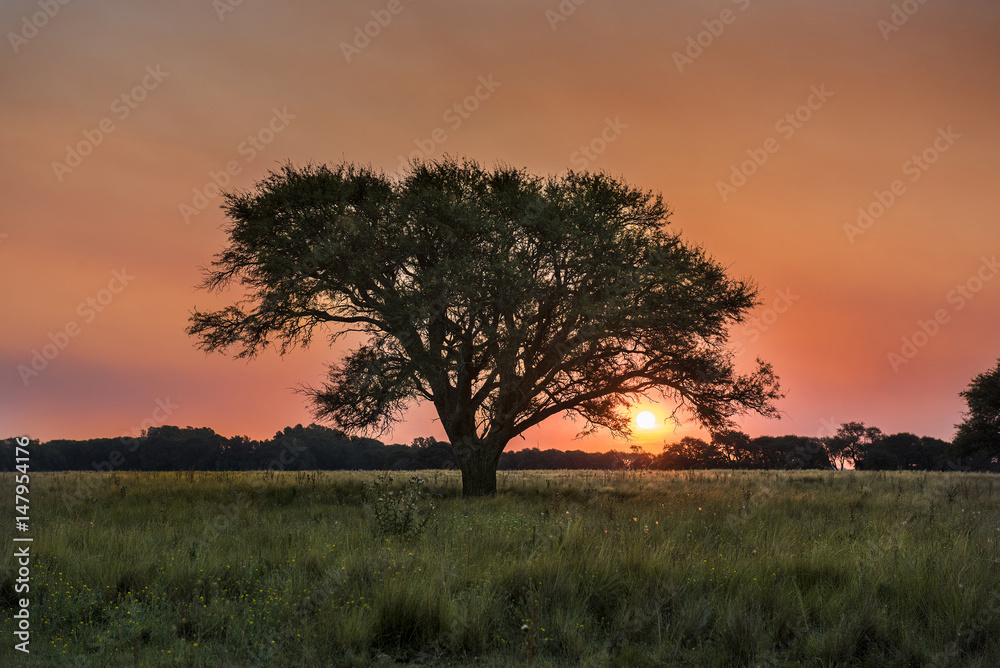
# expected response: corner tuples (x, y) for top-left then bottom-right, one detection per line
(363, 472), (437, 539)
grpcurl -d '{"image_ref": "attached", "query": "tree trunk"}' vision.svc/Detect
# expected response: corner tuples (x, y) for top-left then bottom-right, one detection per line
(454, 439), (503, 497)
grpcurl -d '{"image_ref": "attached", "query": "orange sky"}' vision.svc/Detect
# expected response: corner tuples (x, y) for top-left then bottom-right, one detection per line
(2, 0), (998, 451)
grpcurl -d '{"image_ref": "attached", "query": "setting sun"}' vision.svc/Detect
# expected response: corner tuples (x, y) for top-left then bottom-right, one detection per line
(636, 411), (657, 429)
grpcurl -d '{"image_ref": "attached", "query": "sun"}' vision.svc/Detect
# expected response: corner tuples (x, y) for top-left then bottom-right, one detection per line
(635, 411), (657, 429)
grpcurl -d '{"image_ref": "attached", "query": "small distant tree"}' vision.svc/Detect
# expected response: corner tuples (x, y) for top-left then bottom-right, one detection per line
(825, 422), (883, 470)
(952, 358), (1000, 461)
(188, 157), (781, 496)
(621, 443), (654, 471)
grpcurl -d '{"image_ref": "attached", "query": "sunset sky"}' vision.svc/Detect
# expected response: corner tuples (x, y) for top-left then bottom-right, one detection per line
(2, 0), (998, 452)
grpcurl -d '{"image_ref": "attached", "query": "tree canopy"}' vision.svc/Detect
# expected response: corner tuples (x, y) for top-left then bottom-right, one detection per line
(187, 157), (781, 495)
(953, 358), (1000, 461)
(825, 421), (883, 470)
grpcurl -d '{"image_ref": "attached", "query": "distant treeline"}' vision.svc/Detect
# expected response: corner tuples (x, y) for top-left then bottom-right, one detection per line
(2, 423), (996, 473)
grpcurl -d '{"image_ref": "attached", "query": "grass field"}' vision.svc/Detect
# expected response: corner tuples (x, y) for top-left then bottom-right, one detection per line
(2, 469), (999, 667)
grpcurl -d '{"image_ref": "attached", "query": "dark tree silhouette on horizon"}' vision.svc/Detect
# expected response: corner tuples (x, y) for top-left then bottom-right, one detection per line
(953, 357), (1000, 461)
(187, 157), (781, 496)
(825, 422), (883, 470)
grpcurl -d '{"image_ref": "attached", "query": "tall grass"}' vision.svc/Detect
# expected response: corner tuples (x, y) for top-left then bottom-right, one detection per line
(1, 469), (998, 666)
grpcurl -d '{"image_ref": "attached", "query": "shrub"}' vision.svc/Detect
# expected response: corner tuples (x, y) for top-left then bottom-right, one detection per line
(363, 472), (436, 538)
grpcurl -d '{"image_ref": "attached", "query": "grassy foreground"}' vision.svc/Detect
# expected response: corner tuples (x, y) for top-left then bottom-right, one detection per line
(2, 469), (999, 667)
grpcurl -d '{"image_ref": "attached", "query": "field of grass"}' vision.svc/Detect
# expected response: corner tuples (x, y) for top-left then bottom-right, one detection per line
(2, 468), (999, 667)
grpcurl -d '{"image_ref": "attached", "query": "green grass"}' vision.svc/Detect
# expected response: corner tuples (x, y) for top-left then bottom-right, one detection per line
(2, 469), (999, 666)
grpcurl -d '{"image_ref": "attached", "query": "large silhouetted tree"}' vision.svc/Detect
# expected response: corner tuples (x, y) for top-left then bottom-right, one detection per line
(952, 358), (1000, 461)
(187, 157), (781, 495)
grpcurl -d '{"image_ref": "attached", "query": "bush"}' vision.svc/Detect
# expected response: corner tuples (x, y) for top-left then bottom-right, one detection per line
(363, 472), (436, 538)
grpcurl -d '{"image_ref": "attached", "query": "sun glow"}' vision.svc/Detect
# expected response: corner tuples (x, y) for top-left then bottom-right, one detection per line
(635, 411), (657, 429)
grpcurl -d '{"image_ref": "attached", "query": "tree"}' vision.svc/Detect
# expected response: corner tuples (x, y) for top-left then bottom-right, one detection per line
(623, 443), (655, 471)
(824, 422), (883, 470)
(411, 438), (457, 469)
(656, 436), (731, 470)
(712, 429), (751, 468)
(775, 435), (832, 470)
(855, 432), (950, 471)
(953, 358), (1000, 461)
(742, 435), (815, 469)
(187, 157), (782, 496)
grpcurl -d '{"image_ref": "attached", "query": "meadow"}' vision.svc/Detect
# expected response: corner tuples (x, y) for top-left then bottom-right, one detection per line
(2, 469), (999, 667)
